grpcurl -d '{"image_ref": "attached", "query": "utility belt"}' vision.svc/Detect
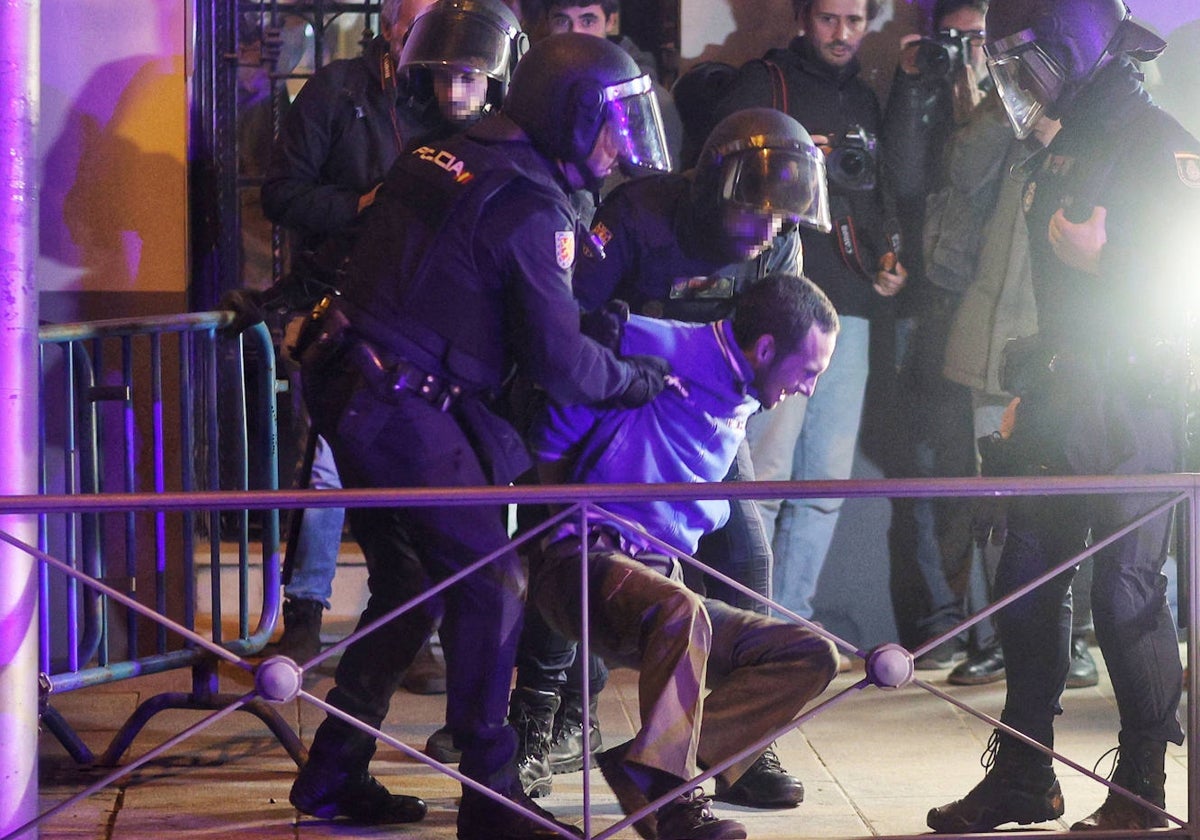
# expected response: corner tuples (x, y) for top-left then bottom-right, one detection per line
(984, 334), (1189, 477)
(999, 334), (1188, 404)
(293, 296), (468, 412)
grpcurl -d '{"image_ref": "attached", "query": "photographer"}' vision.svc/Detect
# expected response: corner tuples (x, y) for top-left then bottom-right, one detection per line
(879, 0), (990, 672)
(697, 0), (907, 624)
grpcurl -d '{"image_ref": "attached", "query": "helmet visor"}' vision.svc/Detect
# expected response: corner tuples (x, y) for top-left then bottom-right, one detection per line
(604, 76), (672, 174)
(985, 30), (1064, 139)
(399, 7), (520, 80)
(720, 144), (831, 233)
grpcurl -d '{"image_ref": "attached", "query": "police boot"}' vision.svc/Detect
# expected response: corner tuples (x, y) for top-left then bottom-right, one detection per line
(927, 731), (1064, 833)
(1070, 734), (1168, 831)
(290, 716), (427, 824)
(457, 785), (583, 840)
(548, 690), (602, 774)
(275, 597), (323, 664)
(508, 687), (559, 798)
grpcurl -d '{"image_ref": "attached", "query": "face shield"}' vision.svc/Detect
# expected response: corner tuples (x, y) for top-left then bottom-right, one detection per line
(717, 141), (832, 234)
(985, 29), (1067, 139)
(603, 75), (672, 174)
(399, 5), (523, 83)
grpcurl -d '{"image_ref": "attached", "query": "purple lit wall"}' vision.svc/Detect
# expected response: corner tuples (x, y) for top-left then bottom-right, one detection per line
(38, 0), (188, 322)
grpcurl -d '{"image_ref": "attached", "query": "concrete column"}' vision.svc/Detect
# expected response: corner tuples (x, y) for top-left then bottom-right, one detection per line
(0, 0), (42, 836)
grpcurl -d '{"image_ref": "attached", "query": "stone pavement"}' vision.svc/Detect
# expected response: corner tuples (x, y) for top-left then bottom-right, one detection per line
(33, 640), (1192, 839)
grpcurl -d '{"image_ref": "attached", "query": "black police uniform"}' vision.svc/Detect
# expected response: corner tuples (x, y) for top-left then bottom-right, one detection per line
(996, 57), (1200, 751)
(299, 113), (644, 795)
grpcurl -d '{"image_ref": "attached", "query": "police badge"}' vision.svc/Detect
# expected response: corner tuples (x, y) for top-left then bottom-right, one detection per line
(1176, 152), (1200, 189)
(554, 230), (575, 269)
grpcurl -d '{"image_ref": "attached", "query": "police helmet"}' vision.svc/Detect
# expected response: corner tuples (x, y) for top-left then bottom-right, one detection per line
(984, 0), (1164, 137)
(695, 107), (831, 234)
(398, 0), (527, 108)
(504, 33), (672, 176)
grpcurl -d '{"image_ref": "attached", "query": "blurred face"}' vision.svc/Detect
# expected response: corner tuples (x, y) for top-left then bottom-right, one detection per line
(548, 4), (613, 37)
(938, 6), (988, 78)
(583, 119), (623, 182)
(804, 0), (870, 68)
(432, 66), (490, 125)
(720, 205), (786, 262)
(752, 324), (837, 409)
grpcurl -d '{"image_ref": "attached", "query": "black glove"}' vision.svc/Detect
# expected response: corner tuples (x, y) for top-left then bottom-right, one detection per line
(217, 288), (267, 335)
(580, 299), (630, 352)
(614, 354), (671, 408)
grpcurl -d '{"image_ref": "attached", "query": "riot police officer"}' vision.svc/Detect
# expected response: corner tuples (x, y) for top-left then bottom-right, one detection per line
(927, 0), (1200, 833)
(398, 0), (524, 132)
(288, 33), (672, 840)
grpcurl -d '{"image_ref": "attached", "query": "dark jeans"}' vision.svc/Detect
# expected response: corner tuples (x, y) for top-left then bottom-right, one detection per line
(515, 603), (609, 697)
(305, 364), (527, 790)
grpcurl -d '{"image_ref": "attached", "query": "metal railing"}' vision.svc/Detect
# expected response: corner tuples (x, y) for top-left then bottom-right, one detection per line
(34, 311), (302, 769)
(2, 471), (1196, 839)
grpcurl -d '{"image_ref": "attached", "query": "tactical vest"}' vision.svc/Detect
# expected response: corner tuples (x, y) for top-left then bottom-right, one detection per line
(339, 137), (565, 391)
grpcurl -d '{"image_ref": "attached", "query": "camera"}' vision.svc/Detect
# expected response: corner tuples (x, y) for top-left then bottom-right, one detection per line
(914, 28), (973, 79)
(823, 125), (877, 192)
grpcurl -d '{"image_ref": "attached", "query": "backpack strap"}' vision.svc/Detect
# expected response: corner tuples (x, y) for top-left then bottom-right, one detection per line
(763, 59), (789, 114)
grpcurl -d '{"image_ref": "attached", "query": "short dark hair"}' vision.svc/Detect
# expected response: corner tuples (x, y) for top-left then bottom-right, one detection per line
(732, 273), (839, 356)
(792, 0), (883, 23)
(933, 0), (987, 28)
(544, 0), (619, 18)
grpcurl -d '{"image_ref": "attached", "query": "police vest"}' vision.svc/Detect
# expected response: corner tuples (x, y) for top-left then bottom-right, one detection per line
(340, 137), (563, 390)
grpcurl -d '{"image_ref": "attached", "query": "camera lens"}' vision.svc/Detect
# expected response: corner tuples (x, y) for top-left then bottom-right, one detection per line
(915, 41), (952, 77)
(837, 149), (865, 178)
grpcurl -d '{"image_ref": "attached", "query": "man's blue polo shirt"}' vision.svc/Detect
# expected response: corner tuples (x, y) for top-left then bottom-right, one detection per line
(530, 314), (760, 560)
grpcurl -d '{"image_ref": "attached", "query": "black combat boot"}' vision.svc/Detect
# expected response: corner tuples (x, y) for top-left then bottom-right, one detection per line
(927, 731), (1064, 833)
(276, 597), (323, 664)
(713, 745), (805, 809)
(508, 687), (559, 798)
(290, 716), (427, 824)
(548, 690), (602, 774)
(457, 784), (584, 840)
(1071, 734), (1168, 830)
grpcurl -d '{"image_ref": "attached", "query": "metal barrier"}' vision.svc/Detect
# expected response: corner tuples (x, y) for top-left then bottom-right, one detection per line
(34, 311), (303, 769)
(1, 472), (1196, 839)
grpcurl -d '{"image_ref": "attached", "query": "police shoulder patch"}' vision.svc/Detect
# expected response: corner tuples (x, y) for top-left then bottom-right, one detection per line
(555, 230), (575, 269)
(1176, 153), (1200, 188)
(591, 220), (613, 248)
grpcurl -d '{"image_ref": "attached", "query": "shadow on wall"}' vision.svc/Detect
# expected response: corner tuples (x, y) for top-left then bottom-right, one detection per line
(40, 53), (187, 312)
